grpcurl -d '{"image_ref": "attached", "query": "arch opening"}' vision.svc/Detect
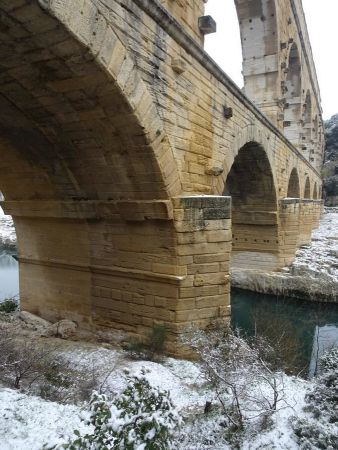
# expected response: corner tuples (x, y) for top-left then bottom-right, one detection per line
(224, 142), (279, 270)
(287, 168), (300, 198)
(313, 182), (318, 200)
(284, 44), (302, 146)
(304, 177), (311, 198)
(301, 91), (312, 159)
(234, 0), (279, 123)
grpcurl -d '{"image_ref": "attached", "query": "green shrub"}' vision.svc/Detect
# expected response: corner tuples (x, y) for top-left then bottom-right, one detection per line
(63, 369), (181, 450)
(0, 297), (18, 313)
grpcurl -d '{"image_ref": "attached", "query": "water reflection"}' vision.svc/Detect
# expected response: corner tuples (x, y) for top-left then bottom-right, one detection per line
(231, 288), (338, 377)
(0, 253), (19, 300)
(309, 325), (338, 376)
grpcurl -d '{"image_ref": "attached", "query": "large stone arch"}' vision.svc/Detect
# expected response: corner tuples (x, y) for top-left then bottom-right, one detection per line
(234, 0), (279, 122)
(224, 140), (279, 270)
(287, 168), (300, 198)
(0, 0), (182, 333)
(283, 43), (302, 147)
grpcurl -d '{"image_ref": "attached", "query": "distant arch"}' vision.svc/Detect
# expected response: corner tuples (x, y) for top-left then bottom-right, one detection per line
(286, 44), (302, 96)
(287, 168), (300, 198)
(304, 177), (311, 198)
(224, 142), (277, 210)
(313, 182), (318, 200)
(284, 44), (302, 146)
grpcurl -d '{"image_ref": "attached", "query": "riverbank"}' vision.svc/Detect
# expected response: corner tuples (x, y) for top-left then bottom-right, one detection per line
(232, 208), (338, 302)
(0, 312), (323, 450)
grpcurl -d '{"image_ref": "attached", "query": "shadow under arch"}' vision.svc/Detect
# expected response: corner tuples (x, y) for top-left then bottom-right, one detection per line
(304, 177), (311, 198)
(301, 90), (312, 159)
(313, 182), (318, 200)
(224, 141), (279, 270)
(287, 168), (300, 198)
(284, 43), (302, 147)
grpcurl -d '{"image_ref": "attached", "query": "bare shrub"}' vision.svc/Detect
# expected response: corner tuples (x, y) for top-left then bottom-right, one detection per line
(0, 329), (102, 403)
(182, 324), (289, 442)
(123, 324), (167, 361)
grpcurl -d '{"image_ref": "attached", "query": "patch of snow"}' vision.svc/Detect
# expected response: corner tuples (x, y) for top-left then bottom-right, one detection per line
(0, 337), (311, 449)
(0, 388), (91, 450)
(60, 346), (208, 413)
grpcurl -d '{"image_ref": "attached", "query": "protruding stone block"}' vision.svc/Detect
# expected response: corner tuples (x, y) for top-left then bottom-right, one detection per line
(198, 15), (216, 35)
(171, 57), (187, 74)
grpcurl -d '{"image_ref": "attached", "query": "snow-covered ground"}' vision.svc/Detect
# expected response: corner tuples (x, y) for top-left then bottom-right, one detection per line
(232, 209), (338, 302)
(0, 388), (91, 450)
(0, 340), (310, 450)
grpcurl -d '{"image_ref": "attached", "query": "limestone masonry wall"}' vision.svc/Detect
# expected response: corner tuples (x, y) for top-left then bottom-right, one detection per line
(0, 0), (324, 353)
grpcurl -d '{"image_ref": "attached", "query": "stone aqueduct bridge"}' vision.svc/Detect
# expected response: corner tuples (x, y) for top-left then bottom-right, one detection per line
(0, 0), (324, 352)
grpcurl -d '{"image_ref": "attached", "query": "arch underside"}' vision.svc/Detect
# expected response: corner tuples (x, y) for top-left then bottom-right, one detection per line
(0, 22), (168, 202)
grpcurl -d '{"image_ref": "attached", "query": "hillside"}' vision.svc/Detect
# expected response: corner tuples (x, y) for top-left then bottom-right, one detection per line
(323, 114), (338, 205)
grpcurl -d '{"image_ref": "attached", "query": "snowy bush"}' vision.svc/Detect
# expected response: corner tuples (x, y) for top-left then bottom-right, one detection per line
(292, 347), (338, 449)
(63, 369), (181, 449)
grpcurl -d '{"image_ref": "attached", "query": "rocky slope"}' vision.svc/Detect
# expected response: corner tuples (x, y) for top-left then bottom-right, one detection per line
(323, 114), (338, 205)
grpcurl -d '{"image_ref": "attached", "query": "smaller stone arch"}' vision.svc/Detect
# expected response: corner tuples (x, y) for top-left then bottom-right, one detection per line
(304, 177), (311, 198)
(301, 91), (312, 159)
(313, 182), (318, 200)
(287, 168), (300, 198)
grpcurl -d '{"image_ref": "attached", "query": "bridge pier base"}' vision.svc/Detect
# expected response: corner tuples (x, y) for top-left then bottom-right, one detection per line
(279, 199), (323, 266)
(3, 196), (232, 355)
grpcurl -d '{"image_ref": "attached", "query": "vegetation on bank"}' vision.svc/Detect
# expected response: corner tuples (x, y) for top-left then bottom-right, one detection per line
(0, 314), (337, 449)
(324, 114), (338, 205)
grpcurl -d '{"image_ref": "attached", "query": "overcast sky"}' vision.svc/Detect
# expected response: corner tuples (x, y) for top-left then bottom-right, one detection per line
(204, 0), (338, 120)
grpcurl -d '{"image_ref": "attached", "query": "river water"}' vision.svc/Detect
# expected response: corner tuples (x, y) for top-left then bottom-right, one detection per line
(0, 210), (337, 376)
(0, 208), (19, 300)
(232, 288), (338, 377)
(0, 253), (19, 300)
